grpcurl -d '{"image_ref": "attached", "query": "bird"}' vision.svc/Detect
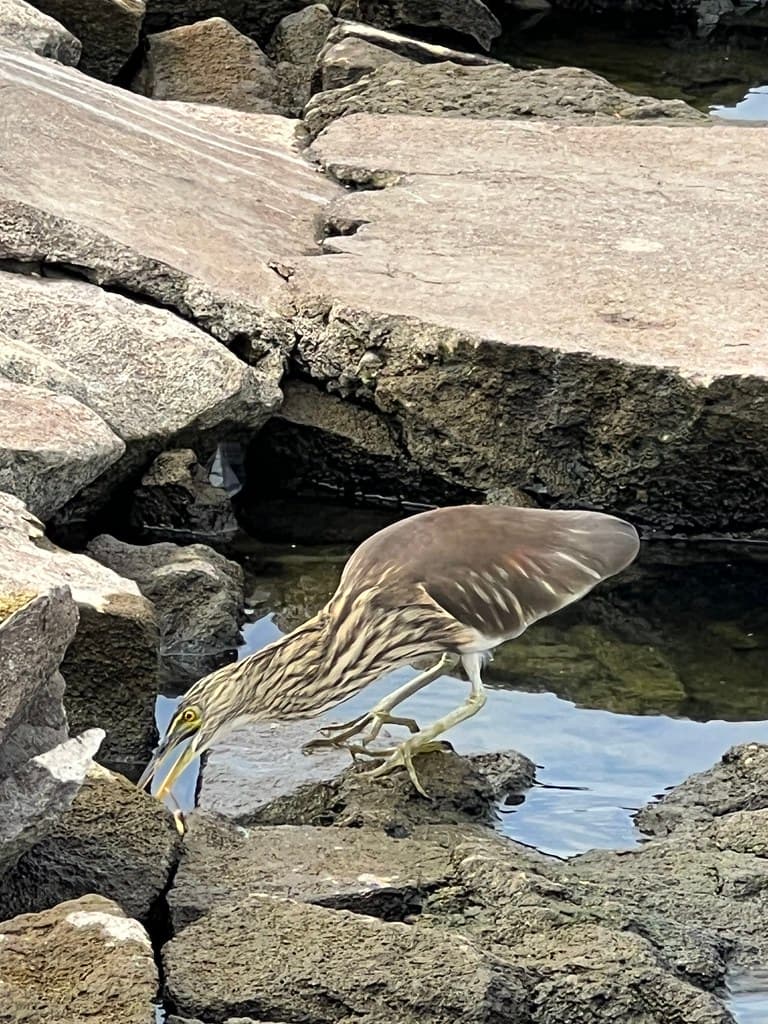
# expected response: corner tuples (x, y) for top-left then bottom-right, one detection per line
(137, 504), (640, 812)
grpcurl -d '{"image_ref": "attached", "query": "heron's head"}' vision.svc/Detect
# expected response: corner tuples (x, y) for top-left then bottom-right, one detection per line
(137, 671), (244, 800)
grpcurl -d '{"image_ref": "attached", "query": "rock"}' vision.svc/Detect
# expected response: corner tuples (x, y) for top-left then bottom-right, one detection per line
(0, 271), (280, 495)
(0, 729), (104, 877)
(0, 762), (181, 923)
(289, 115), (768, 535)
(130, 448), (241, 545)
(315, 20), (498, 92)
(468, 750), (537, 804)
(0, 894), (157, 1024)
(636, 742), (768, 837)
(0, 0), (81, 63)
(317, 35), (411, 90)
(86, 534), (244, 677)
(0, 45), (339, 359)
(168, 813), (453, 931)
(132, 17), (287, 113)
(143, 0), (312, 42)
(343, 0), (502, 50)
(0, 493), (160, 776)
(0, 587), (77, 776)
(163, 894), (528, 1023)
(0, 377), (124, 521)
(239, 750), (498, 833)
(268, 4), (335, 110)
(30, 0), (145, 80)
(304, 61), (707, 137)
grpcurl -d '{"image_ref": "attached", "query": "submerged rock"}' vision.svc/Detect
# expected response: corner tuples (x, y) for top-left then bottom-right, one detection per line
(0, 762), (180, 923)
(304, 60), (706, 137)
(86, 534), (244, 676)
(132, 17), (288, 113)
(0, 893), (157, 1024)
(0, 0), (81, 63)
(0, 729), (104, 878)
(0, 492), (159, 775)
(0, 377), (124, 521)
(29, 0), (144, 80)
(164, 893), (528, 1023)
(130, 449), (241, 545)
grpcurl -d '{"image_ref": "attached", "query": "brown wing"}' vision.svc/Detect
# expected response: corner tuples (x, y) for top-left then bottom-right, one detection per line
(341, 504), (639, 642)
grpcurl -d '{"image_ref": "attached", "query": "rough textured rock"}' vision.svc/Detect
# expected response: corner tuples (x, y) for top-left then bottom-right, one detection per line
(168, 814), (453, 930)
(0, 730), (103, 877)
(86, 534), (244, 677)
(0, 378), (124, 521)
(304, 60), (706, 137)
(130, 448), (241, 545)
(0, 45), (339, 358)
(143, 0), (308, 40)
(0, 271), (281, 488)
(0, 0), (81, 63)
(343, 0), (501, 49)
(132, 17), (287, 113)
(0, 894), (157, 1024)
(0, 493), (159, 775)
(0, 762), (181, 923)
(315, 20), (498, 92)
(30, 0), (145, 80)
(0, 587), (77, 776)
(636, 741), (768, 837)
(268, 4), (335, 111)
(164, 894), (528, 1023)
(289, 116), (768, 534)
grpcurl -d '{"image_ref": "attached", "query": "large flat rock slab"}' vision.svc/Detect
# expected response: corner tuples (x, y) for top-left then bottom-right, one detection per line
(0, 45), (338, 350)
(292, 116), (768, 533)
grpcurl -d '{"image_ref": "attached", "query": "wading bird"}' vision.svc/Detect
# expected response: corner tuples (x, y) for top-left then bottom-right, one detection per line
(138, 504), (639, 811)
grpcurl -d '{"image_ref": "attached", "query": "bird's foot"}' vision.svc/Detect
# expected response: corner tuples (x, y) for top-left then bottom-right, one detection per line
(302, 710), (420, 755)
(358, 736), (452, 798)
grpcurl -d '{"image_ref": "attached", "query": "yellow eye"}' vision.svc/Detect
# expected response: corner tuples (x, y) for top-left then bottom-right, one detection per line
(180, 707), (198, 725)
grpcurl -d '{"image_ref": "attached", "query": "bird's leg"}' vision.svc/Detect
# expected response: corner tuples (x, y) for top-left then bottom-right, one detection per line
(360, 652), (488, 796)
(302, 653), (457, 753)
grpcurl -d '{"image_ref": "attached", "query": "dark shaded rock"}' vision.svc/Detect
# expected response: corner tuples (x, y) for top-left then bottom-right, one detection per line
(344, 0), (502, 49)
(163, 893), (528, 1023)
(0, 730), (104, 877)
(0, 378), (124, 521)
(0, 586), (77, 776)
(289, 115), (768, 535)
(132, 17), (288, 113)
(469, 750), (537, 803)
(0, 763), (181, 923)
(241, 749), (498, 832)
(0, 0), (81, 62)
(30, 0), (145, 80)
(304, 60), (706, 137)
(0, 894), (157, 1024)
(315, 20), (498, 91)
(143, 0), (310, 42)
(168, 813), (453, 930)
(0, 493), (160, 776)
(130, 448), (241, 545)
(86, 534), (244, 677)
(0, 271), (278, 503)
(636, 742), (768, 837)
(268, 4), (334, 110)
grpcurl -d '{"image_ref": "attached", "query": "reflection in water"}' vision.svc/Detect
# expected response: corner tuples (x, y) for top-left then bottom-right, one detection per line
(154, 537), (768, 858)
(713, 85), (768, 122)
(726, 968), (768, 1024)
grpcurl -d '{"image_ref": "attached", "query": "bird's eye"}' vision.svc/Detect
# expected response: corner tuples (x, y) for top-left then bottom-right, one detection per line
(180, 707), (198, 725)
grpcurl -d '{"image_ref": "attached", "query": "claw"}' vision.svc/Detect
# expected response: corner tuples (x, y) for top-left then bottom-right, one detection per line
(359, 737), (449, 797)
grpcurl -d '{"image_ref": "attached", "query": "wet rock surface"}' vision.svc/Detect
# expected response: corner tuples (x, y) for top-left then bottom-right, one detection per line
(0, 762), (180, 923)
(86, 534), (244, 676)
(0, 0), (81, 63)
(133, 17), (288, 113)
(304, 60), (706, 137)
(0, 893), (157, 1024)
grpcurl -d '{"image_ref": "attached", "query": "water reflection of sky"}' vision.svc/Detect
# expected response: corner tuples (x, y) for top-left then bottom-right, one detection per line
(712, 85), (768, 123)
(159, 605), (768, 861)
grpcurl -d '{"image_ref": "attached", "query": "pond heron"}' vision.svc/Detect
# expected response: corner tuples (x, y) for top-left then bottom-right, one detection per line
(138, 504), (639, 805)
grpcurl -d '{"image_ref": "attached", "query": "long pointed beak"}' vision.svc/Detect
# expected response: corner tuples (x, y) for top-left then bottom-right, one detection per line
(137, 729), (199, 800)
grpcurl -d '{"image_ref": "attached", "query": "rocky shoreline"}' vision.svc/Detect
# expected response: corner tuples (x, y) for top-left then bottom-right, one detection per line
(1, 0), (767, 1021)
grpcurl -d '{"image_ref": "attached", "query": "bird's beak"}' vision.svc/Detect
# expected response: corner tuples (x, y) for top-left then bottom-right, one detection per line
(137, 725), (200, 800)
